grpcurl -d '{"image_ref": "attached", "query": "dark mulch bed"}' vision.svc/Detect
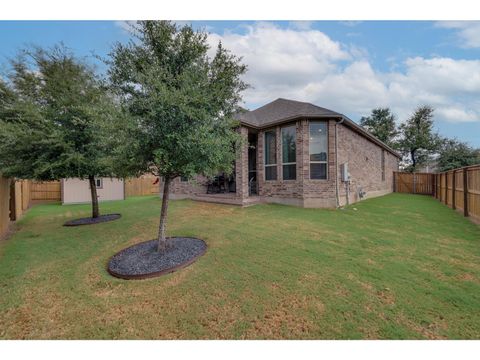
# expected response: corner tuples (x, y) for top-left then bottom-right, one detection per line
(63, 213), (121, 227)
(107, 237), (207, 280)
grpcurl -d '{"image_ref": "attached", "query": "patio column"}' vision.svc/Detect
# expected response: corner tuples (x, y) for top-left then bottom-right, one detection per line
(235, 126), (249, 200)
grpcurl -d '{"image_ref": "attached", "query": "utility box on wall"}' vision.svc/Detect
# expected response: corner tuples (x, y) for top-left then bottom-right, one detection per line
(340, 163), (350, 182)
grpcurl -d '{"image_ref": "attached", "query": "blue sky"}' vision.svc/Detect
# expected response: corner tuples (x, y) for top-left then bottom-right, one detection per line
(1, 20), (479, 146)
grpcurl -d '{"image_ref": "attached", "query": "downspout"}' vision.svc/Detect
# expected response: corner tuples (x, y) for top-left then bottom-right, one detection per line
(335, 117), (345, 208)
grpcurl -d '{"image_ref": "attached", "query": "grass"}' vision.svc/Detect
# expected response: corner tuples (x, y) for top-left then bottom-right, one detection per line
(0, 193), (479, 339)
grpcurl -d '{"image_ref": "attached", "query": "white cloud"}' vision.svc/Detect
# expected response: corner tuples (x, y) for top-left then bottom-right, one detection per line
(208, 22), (480, 124)
(289, 21), (314, 30)
(207, 22), (350, 94)
(437, 107), (478, 123)
(436, 21), (480, 48)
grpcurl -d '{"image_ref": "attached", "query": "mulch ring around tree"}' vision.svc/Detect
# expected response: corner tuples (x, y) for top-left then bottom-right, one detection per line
(107, 237), (207, 280)
(63, 213), (121, 226)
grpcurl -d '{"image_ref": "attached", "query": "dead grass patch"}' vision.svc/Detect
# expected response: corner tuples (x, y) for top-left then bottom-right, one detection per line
(245, 294), (325, 339)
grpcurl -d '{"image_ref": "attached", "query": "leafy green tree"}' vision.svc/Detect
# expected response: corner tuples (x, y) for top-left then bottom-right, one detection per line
(0, 45), (119, 219)
(107, 21), (247, 252)
(360, 107), (399, 147)
(397, 106), (441, 172)
(437, 138), (480, 172)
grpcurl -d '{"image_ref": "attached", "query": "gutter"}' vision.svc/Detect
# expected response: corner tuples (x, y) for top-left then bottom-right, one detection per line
(335, 117), (345, 208)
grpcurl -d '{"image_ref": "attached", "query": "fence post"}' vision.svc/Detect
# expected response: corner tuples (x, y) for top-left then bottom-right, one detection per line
(438, 174), (441, 200)
(452, 170), (456, 210)
(463, 168), (468, 217)
(413, 173), (416, 194)
(444, 172), (448, 205)
(393, 172), (396, 192)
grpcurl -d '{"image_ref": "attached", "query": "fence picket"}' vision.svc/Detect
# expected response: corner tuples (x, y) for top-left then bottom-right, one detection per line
(394, 165), (480, 225)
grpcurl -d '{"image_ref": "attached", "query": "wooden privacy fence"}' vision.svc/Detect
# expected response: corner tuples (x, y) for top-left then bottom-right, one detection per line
(30, 180), (61, 201)
(394, 172), (435, 195)
(29, 176), (159, 200)
(433, 165), (480, 224)
(0, 176), (11, 238)
(125, 175), (160, 197)
(0, 177), (32, 239)
(394, 165), (480, 225)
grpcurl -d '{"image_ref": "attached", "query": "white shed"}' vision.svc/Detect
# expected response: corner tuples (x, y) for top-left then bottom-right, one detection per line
(61, 178), (125, 205)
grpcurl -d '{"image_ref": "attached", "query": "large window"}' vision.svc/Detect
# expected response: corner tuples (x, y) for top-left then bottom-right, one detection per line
(264, 130), (277, 181)
(309, 121), (328, 179)
(282, 125), (296, 180)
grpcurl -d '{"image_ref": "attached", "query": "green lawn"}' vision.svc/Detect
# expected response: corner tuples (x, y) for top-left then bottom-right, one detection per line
(0, 193), (479, 339)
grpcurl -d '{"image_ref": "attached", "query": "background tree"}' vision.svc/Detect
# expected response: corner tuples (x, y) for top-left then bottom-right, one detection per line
(437, 138), (480, 172)
(108, 21), (247, 252)
(0, 45), (119, 219)
(360, 107), (399, 148)
(397, 105), (441, 172)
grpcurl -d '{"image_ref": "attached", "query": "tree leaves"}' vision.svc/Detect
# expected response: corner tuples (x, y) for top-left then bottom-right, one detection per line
(108, 21), (247, 181)
(397, 106), (442, 172)
(437, 139), (480, 172)
(0, 45), (120, 180)
(359, 108), (399, 148)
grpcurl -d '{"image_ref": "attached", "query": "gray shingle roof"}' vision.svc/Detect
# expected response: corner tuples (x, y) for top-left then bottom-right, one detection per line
(235, 98), (401, 158)
(236, 98), (342, 127)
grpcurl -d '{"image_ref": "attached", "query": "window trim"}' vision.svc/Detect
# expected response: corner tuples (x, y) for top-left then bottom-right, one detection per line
(309, 121), (329, 180)
(264, 130), (277, 181)
(95, 178), (103, 189)
(281, 124), (297, 181)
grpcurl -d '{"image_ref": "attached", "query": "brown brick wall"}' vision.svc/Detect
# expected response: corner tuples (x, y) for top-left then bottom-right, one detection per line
(166, 121), (399, 208)
(255, 119), (338, 207)
(169, 176), (208, 199)
(336, 124), (399, 206)
(235, 126), (249, 200)
(301, 119), (337, 207)
(257, 122), (304, 205)
(169, 126), (249, 200)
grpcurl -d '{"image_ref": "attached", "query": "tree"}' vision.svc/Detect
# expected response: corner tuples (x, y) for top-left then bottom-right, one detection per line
(360, 108), (399, 147)
(107, 21), (247, 252)
(0, 45), (119, 219)
(437, 138), (480, 172)
(397, 106), (441, 172)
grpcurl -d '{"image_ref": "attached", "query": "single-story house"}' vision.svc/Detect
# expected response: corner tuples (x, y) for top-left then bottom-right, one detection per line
(61, 178), (125, 204)
(168, 98), (401, 208)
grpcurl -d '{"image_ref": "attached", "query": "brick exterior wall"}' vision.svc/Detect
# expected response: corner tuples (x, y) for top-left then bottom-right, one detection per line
(336, 124), (399, 206)
(301, 119), (338, 207)
(235, 126), (249, 200)
(166, 121), (399, 207)
(257, 122), (304, 206)
(168, 176), (208, 200)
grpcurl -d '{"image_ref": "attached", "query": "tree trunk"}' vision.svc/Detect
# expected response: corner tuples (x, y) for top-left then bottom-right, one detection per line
(157, 176), (171, 253)
(88, 175), (100, 219)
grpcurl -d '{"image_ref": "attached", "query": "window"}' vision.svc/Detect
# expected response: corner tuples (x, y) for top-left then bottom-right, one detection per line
(309, 121), (328, 180)
(381, 150), (385, 181)
(180, 176), (188, 182)
(264, 130), (277, 180)
(282, 125), (296, 180)
(95, 178), (103, 189)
